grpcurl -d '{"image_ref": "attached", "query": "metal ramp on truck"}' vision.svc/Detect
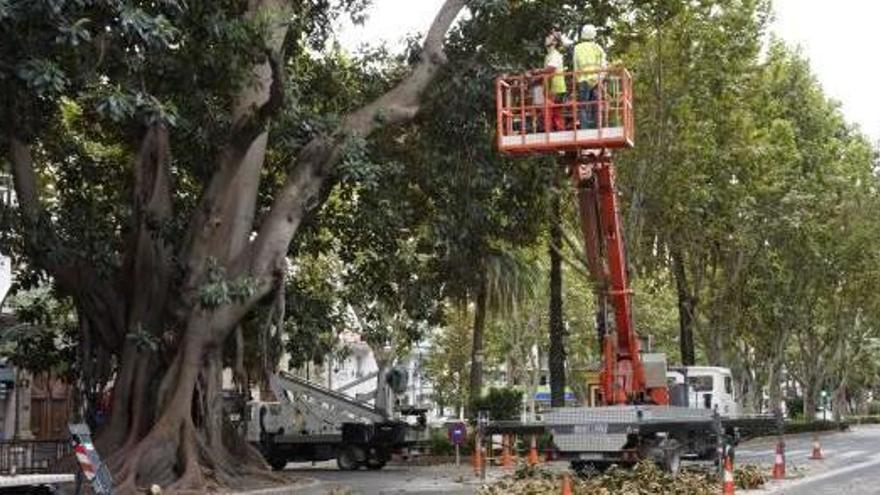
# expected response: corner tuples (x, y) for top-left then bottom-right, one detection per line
(335, 371), (380, 394)
(267, 371), (386, 438)
(252, 373), (412, 471)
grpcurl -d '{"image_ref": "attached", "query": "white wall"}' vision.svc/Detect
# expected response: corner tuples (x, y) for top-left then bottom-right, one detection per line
(0, 255), (11, 305)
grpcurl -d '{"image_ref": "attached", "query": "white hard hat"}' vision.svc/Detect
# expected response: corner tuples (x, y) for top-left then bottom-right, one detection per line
(581, 24), (597, 40)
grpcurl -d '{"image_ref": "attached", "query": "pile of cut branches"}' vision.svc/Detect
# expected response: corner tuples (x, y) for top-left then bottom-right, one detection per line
(477, 461), (767, 494)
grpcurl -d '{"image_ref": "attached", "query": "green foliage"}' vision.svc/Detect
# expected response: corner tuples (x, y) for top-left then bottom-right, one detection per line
(787, 396), (805, 420)
(783, 420), (848, 434)
(127, 325), (160, 352)
(471, 387), (523, 421)
(428, 430), (456, 456)
(1, 285), (76, 377)
(198, 260), (259, 309)
(424, 308), (472, 416)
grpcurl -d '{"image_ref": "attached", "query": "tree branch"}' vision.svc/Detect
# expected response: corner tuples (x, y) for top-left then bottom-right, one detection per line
(560, 229), (592, 274)
(7, 136), (125, 350)
(229, 49), (286, 153)
(549, 242), (592, 282)
(341, 0), (466, 135)
(180, 0), (293, 293)
(120, 123), (175, 337)
(246, 0), (467, 281)
(8, 137), (41, 223)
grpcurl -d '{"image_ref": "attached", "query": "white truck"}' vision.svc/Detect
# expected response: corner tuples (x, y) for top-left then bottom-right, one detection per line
(667, 366), (740, 417)
(245, 371), (425, 471)
(547, 366), (769, 473)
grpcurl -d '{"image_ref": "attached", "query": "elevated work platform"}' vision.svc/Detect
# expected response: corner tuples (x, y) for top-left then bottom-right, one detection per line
(495, 67), (634, 154)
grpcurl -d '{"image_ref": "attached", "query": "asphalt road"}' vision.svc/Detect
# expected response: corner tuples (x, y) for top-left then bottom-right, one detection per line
(288, 425), (880, 494)
(737, 424), (880, 494)
(291, 461), (492, 495)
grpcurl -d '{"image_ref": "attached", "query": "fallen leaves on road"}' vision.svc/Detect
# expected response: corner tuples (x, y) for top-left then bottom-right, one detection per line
(477, 460), (767, 494)
(734, 463), (767, 489)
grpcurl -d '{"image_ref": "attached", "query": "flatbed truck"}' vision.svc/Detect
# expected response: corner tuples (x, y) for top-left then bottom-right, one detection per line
(246, 371), (424, 471)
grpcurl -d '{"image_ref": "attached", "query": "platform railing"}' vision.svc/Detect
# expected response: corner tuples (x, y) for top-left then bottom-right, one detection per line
(495, 66), (634, 154)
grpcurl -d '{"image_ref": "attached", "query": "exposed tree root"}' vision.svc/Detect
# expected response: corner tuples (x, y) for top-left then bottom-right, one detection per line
(107, 401), (286, 494)
(165, 420), (204, 493)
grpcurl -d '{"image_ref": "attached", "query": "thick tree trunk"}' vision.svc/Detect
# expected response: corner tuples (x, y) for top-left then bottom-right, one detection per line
(527, 345), (540, 420)
(767, 361), (784, 418)
(803, 384), (815, 420)
(372, 347), (393, 417)
(548, 188), (566, 408)
(468, 272), (488, 416)
(671, 248), (696, 366)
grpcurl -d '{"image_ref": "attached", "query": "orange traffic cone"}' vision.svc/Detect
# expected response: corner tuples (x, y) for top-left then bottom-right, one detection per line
(473, 438), (483, 476)
(528, 434), (540, 466)
(722, 454), (735, 495)
(809, 433), (824, 460)
(501, 434), (513, 468)
(772, 440), (786, 480)
(560, 473), (573, 495)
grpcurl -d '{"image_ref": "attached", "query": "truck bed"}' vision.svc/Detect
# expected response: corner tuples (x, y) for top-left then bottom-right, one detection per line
(486, 406), (775, 454)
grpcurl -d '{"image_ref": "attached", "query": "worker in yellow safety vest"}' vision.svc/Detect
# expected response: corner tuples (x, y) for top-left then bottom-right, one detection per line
(573, 24), (606, 129)
(543, 27), (568, 131)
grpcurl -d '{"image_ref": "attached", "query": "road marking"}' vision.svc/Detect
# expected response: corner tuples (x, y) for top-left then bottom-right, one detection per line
(768, 453), (880, 494)
(738, 451), (773, 458)
(837, 450), (866, 460)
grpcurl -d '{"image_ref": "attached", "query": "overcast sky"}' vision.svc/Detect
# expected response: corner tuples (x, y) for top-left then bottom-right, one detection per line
(338, 0), (880, 144)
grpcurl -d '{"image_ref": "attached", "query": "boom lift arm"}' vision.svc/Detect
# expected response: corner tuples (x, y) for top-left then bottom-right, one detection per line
(570, 154), (668, 406)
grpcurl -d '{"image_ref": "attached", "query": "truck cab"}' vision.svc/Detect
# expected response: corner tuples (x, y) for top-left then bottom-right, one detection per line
(667, 366), (740, 418)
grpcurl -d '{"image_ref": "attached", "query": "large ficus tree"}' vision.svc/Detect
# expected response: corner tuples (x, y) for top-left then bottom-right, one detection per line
(0, 0), (466, 491)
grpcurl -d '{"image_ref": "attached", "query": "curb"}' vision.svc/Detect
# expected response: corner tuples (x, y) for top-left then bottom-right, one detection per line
(222, 478), (320, 495)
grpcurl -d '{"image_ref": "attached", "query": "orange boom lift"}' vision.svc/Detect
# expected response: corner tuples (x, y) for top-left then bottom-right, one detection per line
(495, 67), (668, 406)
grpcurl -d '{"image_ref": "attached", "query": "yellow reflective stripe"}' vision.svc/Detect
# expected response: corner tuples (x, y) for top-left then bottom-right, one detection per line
(550, 70), (566, 94)
(574, 42), (604, 83)
(546, 49), (567, 94)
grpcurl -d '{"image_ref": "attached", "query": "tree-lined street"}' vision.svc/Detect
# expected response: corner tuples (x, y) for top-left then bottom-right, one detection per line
(1, 0), (879, 493)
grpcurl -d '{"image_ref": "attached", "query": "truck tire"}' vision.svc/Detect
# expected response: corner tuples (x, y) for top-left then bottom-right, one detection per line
(268, 456), (288, 471)
(366, 458), (387, 470)
(337, 446), (363, 471)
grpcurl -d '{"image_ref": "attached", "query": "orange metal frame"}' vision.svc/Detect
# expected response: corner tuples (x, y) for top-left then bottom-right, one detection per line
(495, 66), (667, 406)
(494, 67), (634, 155)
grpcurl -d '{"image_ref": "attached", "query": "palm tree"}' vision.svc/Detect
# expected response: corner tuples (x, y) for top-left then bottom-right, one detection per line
(467, 247), (541, 415)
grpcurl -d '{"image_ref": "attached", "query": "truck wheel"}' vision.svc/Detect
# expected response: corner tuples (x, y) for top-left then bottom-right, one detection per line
(268, 456), (288, 471)
(337, 446), (362, 471)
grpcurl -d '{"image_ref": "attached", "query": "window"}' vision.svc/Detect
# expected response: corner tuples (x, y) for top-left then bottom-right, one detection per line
(724, 376), (733, 395)
(687, 375), (713, 392)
